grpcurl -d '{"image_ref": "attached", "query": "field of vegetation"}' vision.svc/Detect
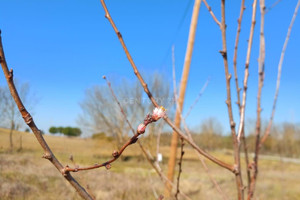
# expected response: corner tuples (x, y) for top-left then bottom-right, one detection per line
(1, 128), (300, 200)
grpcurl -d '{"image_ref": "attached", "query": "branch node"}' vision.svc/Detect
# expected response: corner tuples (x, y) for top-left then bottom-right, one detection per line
(230, 121), (236, 128)
(227, 74), (232, 80)
(42, 152), (52, 160)
(61, 166), (69, 176)
(23, 113), (33, 124)
(233, 164), (239, 175)
(105, 163), (111, 170)
(225, 100), (229, 105)
(112, 150), (119, 158)
(0, 56), (2, 63)
(117, 31), (122, 38)
(130, 137), (138, 144)
(219, 50), (227, 57)
(8, 68), (13, 79)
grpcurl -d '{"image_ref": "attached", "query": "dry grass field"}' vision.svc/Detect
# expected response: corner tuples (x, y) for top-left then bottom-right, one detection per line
(1, 128), (300, 200)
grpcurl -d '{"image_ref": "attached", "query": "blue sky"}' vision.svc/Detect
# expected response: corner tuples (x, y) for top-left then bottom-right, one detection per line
(0, 0), (299, 135)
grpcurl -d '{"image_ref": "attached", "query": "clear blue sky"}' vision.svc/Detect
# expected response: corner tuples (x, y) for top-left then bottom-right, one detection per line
(0, 0), (299, 135)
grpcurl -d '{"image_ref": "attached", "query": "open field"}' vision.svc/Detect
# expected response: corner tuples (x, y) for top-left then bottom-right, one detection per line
(1, 128), (300, 200)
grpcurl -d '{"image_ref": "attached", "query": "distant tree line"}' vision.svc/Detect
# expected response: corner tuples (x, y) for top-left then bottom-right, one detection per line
(49, 126), (82, 137)
(155, 121), (300, 158)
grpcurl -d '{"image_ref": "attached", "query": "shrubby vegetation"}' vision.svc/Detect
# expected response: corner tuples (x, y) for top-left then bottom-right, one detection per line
(49, 126), (82, 137)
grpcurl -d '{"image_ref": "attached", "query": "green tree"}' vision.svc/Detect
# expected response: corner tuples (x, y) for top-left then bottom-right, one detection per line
(62, 127), (82, 137)
(49, 126), (58, 134)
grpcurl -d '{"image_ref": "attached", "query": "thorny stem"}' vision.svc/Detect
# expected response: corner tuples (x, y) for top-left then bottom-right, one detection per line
(103, 75), (191, 200)
(0, 31), (93, 200)
(99, 0), (235, 173)
(220, 0), (244, 199)
(260, 0), (300, 146)
(247, 0), (265, 198)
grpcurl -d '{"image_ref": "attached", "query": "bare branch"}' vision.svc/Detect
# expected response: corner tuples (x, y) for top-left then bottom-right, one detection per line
(232, 0), (251, 190)
(64, 110), (163, 173)
(203, 0), (221, 26)
(247, 0), (265, 198)
(99, 0), (235, 173)
(184, 77), (210, 119)
(260, 0), (300, 146)
(233, 0), (245, 113)
(237, 0), (258, 143)
(173, 40), (228, 200)
(265, 0), (282, 14)
(219, 0), (244, 199)
(0, 31), (94, 200)
(175, 141), (185, 200)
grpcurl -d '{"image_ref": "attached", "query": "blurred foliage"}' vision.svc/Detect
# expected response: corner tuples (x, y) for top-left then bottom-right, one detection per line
(49, 126), (82, 137)
(152, 119), (300, 158)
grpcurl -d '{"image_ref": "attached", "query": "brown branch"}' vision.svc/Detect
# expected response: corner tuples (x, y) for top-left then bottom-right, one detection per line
(247, 0), (265, 198)
(175, 140), (185, 200)
(260, 0), (300, 146)
(237, 0), (258, 143)
(203, 0), (221, 26)
(99, 0), (236, 173)
(219, 0), (244, 199)
(64, 112), (160, 173)
(233, 0), (245, 113)
(0, 31), (94, 200)
(232, 0), (251, 190)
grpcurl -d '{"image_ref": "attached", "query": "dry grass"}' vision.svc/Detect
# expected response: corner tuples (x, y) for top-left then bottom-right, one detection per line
(0, 128), (300, 200)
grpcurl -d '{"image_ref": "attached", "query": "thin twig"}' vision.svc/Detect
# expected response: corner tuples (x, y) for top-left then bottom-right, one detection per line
(179, 97), (229, 200)
(219, 0), (244, 199)
(166, 0), (202, 195)
(265, 0), (282, 14)
(184, 77), (210, 119)
(99, 0), (236, 173)
(172, 45), (185, 200)
(175, 141), (185, 200)
(260, 0), (300, 146)
(0, 31), (94, 200)
(64, 112), (160, 173)
(103, 75), (191, 200)
(233, 0), (245, 113)
(232, 0), (251, 190)
(172, 46), (228, 200)
(237, 0), (258, 143)
(247, 0), (265, 198)
(203, 0), (221, 26)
